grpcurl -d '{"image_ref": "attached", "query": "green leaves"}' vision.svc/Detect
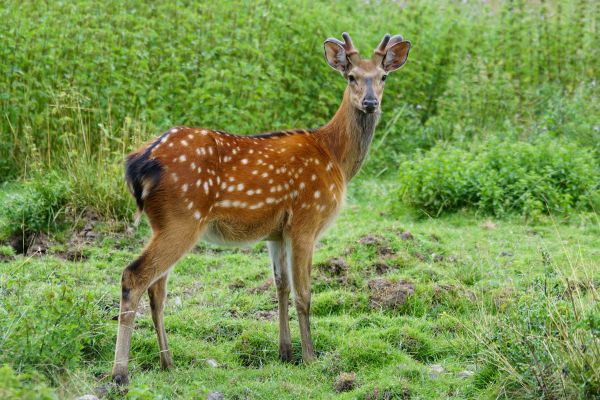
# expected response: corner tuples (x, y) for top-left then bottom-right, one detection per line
(397, 137), (600, 217)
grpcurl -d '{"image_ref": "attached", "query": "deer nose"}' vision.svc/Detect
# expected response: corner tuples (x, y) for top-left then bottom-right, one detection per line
(362, 98), (379, 112)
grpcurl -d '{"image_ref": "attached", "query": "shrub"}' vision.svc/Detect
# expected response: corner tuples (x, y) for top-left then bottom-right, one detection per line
(0, 365), (56, 400)
(0, 173), (69, 240)
(397, 137), (600, 217)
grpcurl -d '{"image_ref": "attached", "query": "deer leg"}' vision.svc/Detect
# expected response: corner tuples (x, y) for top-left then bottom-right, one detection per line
(112, 225), (201, 385)
(268, 240), (292, 362)
(289, 235), (316, 363)
(148, 275), (173, 370)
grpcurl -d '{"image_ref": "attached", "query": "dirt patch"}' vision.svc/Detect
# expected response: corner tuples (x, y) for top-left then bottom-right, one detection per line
(359, 234), (386, 246)
(255, 310), (277, 320)
(249, 278), (273, 294)
(334, 372), (356, 393)
(368, 279), (415, 310)
(317, 257), (350, 285)
(365, 387), (411, 400)
(26, 233), (51, 256)
(8, 232), (51, 256)
(228, 279), (246, 290)
(55, 211), (101, 261)
(324, 258), (349, 276)
(400, 231), (414, 241)
(373, 262), (390, 275)
(433, 284), (476, 302)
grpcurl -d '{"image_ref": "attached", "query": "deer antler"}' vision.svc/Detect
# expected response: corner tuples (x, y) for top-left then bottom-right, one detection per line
(325, 32), (361, 65)
(372, 34), (404, 64)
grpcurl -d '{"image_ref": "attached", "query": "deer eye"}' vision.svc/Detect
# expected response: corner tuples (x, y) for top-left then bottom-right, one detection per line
(381, 75), (388, 82)
(348, 75), (356, 83)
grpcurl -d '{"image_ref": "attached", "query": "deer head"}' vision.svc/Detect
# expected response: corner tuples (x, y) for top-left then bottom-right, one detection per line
(324, 33), (411, 114)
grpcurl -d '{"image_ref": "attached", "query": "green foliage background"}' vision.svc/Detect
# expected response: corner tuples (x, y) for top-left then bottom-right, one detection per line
(1, 0), (598, 204)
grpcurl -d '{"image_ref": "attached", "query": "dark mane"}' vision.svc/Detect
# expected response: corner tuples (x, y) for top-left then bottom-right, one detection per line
(250, 129), (316, 139)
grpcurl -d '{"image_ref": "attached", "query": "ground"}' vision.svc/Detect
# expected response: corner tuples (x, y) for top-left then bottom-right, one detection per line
(0, 180), (598, 399)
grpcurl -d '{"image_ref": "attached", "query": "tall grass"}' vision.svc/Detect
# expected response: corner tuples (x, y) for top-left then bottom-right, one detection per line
(470, 226), (600, 399)
(0, 0), (598, 220)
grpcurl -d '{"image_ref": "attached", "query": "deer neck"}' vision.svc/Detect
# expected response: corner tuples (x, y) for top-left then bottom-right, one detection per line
(314, 88), (380, 181)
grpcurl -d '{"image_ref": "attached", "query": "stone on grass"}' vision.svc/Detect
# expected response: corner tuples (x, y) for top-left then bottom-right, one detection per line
(76, 395), (99, 400)
(458, 370), (475, 379)
(429, 364), (444, 379)
(206, 391), (224, 400)
(206, 358), (219, 368)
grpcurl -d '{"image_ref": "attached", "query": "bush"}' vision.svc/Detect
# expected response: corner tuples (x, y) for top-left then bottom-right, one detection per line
(397, 137), (600, 217)
(0, 173), (69, 240)
(0, 365), (56, 400)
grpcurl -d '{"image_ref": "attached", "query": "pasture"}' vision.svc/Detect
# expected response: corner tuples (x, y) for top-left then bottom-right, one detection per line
(1, 0), (598, 399)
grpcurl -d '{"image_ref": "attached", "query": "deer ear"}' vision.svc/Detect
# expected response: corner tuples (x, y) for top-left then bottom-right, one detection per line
(324, 40), (348, 73)
(382, 41), (411, 72)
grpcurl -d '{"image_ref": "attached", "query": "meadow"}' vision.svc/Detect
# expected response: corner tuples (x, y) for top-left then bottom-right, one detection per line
(0, 0), (599, 399)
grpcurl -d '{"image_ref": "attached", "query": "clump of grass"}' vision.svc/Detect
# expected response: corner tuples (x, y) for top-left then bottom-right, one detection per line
(472, 276), (599, 398)
(0, 276), (109, 384)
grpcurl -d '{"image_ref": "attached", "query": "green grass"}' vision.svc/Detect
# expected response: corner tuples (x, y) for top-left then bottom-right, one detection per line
(1, 180), (598, 399)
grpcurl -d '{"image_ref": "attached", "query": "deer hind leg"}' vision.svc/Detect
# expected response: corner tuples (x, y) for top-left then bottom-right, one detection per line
(268, 240), (292, 362)
(112, 224), (202, 385)
(288, 235), (316, 363)
(148, 275), (172, 370)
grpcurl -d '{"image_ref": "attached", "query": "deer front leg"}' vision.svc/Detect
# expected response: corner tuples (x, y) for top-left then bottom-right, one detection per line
(148, 275), (173, 370)
(268, 240), (292, 362)
(112, 255), (153, 386)
(289, 235), (316, 363)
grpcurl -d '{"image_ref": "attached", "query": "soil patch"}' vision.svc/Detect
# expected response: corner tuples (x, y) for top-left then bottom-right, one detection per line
(334, 372), (356, 393)
(368, 279), (415, 310)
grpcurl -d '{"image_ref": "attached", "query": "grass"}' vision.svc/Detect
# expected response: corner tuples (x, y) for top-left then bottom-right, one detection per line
(1, 180), (598, 399)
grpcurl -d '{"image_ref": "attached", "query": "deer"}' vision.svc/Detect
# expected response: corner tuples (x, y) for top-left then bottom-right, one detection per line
(112, 32), (410, 385)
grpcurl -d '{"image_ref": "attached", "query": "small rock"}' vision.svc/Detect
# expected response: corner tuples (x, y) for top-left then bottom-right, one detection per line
(174, 296), (182, 307)
(400, 231), (413, 241)
(499, 251), (513, 257)
(206, 359), (219, 368)
(458, 370), (474, 379)
(77, 395), (99, 400)
(429, 364), (444, 378)
(206, 392), (224, 400)
(255, 310), (277, 320)
(334, 372), (356, 393)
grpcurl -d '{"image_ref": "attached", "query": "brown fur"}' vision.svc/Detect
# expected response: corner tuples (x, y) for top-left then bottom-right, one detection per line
(112, 33), (410, 385)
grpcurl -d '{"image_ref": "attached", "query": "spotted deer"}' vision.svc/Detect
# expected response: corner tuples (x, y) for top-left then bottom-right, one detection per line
(112, 32), (410, 384)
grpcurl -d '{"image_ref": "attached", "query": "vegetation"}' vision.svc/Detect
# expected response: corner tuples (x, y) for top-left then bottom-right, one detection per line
(397, 136), (600, 217)
(1, 187), (598, 399)
(0, 0), (598, 398)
